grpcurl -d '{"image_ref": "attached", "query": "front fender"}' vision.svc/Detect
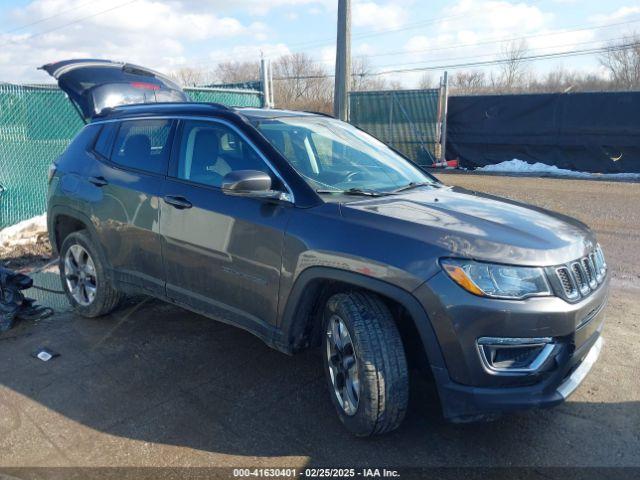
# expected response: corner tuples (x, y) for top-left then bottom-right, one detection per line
(278, 266), (447, 373)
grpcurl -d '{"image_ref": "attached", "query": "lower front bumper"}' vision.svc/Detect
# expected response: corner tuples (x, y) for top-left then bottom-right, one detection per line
(435, 329), (603, 422)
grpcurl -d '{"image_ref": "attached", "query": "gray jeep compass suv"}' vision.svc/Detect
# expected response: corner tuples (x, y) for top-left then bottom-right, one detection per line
(44, 60), (608, 436)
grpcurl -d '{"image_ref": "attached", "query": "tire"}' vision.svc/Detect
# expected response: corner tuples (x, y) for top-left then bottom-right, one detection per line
(322, 291), (409, 436)
(59, 230), (123, 317)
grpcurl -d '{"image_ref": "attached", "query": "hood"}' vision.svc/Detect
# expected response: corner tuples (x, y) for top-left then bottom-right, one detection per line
(40, 59), (189, 121)
(339, 186), (596, 266)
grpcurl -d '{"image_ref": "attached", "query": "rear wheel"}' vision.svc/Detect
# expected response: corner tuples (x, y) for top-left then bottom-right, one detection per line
(322, 291), (409, 436)
(59, 230), (123, 317)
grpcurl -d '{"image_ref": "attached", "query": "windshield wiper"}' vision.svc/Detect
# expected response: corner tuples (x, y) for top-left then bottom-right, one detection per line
(391, 181), (435, 193)
(316, 188), (389, 197)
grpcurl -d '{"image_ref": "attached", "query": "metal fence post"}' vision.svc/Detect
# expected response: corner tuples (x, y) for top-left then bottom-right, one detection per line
(388, 91), (395, 148)
(439, 71), (449, 166)
(260, 57), (271, 109)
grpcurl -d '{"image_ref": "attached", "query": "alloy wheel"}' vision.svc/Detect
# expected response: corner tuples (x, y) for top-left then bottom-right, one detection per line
(64, 244), (98, 306)
(326, 314), (360, 416)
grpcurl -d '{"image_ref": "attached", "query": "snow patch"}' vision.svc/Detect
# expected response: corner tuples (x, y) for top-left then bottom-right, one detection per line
(477, 159), (640, 180)
(0, 214), (47, 251)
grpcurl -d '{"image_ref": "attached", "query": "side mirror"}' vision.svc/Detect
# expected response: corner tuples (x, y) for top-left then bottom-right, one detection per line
(221, 170), (291, 202)
(222, 170), (272, 192)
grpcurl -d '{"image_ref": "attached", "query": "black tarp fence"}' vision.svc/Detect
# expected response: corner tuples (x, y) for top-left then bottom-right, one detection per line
(446, 91), (640, 173)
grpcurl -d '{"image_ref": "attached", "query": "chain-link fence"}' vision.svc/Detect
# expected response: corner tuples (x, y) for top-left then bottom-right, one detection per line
(349, 89), (442, 167)
(184, 86), (263, 107)
(0, 83), (263, 230)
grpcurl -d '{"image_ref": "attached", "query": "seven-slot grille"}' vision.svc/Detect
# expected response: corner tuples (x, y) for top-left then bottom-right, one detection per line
(554, 245), (607, 301)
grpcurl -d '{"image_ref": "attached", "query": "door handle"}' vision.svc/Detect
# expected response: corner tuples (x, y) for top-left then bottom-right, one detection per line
(88, 176), (108, 187)
(163, 195), (192, 209)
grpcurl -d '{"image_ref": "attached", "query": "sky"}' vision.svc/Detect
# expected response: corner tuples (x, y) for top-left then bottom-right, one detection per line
(0, 0), (638, 86)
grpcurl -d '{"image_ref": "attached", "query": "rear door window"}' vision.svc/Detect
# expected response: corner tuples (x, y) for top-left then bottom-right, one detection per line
(111, 119), (173, 175)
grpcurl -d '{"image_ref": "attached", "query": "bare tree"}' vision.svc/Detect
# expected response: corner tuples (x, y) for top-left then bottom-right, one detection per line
(498, 39), (530, 91)
(450, 70), (486, 95)
(214, 60), (261, 84)
(170, 67), (212, 87)
(599, 33), (640, 90)
(272, 53), (333, 112)
(351, 56), (389, 91)
(417, 73), (435, 90)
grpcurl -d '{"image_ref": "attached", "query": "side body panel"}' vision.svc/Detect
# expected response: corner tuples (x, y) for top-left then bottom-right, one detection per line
(160, 180), (291, 329)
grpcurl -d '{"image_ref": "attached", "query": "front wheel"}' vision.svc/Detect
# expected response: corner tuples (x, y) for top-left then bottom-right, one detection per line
(322, 291), (409, 436)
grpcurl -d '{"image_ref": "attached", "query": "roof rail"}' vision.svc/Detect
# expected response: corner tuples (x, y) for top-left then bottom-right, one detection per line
(96, 101), (233, 117)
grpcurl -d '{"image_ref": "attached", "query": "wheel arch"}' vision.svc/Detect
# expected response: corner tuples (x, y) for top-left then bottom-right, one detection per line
(48, 205), (99, 255)
(279, 267), (447, 372)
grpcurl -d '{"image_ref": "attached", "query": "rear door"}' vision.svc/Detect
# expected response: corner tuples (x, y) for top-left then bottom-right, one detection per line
(86, 118), (176, 295)
(40, 59), (189, 121)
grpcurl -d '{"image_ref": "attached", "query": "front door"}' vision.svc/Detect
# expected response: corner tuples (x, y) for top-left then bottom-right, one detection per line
(160, 119), (292, 333)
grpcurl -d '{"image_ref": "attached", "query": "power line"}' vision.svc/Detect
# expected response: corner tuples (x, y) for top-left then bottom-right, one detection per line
(272, 41), (640, 80)
(352, 16), (640, 61)
(1, 0), (98, 35)
(168, 0), (546, 69)
(359, 35), (639, 70)
(373, 41), (640, 76)
(168, 9), (638, 72)
(0, 0), (139, 47)
(285, 0), (545, 52)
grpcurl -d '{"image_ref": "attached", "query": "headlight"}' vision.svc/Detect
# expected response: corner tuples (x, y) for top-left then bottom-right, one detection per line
(441, 258), (551, 299)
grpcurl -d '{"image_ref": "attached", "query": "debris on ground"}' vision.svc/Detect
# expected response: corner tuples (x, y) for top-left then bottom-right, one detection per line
(32, 347), (60, 362)
(0, 266), (54, 332)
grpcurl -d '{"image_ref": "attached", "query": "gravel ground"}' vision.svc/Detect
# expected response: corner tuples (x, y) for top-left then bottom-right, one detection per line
(0, 174), (638, 476)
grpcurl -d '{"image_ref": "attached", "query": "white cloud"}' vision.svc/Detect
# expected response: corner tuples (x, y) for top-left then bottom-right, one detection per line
(207, 42), (292, 64)
(404, 35), (430, 53)
(354, 42), (375, 56)
(398, 1), (557, 62)
(352, 1), (409, 30)
(0, 0), (269, 82)
(590, 5), (640, 23)
(183, 0), (332, 16)
(320, 45), (336, 67)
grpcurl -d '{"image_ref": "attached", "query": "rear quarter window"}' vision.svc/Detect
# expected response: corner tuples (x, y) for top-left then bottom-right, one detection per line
(93, 124), (117, 159)
(111, 119), (173, 175)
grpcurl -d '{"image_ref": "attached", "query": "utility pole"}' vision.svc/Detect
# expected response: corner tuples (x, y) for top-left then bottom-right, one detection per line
(334, 0), (351, 121)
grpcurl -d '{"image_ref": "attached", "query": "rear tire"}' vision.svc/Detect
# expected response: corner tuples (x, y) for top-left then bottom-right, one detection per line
(322, 291), (409, 436)
(59, 230), (123, 317)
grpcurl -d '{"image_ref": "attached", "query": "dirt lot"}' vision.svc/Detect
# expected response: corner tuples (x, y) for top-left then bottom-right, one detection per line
(0, 174), (638, 474)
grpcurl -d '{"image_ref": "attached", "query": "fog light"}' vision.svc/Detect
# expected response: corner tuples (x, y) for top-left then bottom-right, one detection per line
(477, 337), (556, 375)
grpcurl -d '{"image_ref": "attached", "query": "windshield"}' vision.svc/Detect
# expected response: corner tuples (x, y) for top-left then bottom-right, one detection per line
(252, 116), (438, 194)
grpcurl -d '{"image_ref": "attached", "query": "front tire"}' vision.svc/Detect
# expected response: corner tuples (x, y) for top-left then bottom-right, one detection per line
(322, 291), (409, 436)
(59, 230), (123, 317)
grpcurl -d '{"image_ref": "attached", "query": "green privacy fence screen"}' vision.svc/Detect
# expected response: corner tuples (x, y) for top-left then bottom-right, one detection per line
(349, 89), (441, 167)
(0, 83), (263, 230)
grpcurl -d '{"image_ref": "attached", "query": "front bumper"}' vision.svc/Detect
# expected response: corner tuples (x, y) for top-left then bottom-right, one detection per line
(434, 330), (603, 421)
(414, 270), (609, 421)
